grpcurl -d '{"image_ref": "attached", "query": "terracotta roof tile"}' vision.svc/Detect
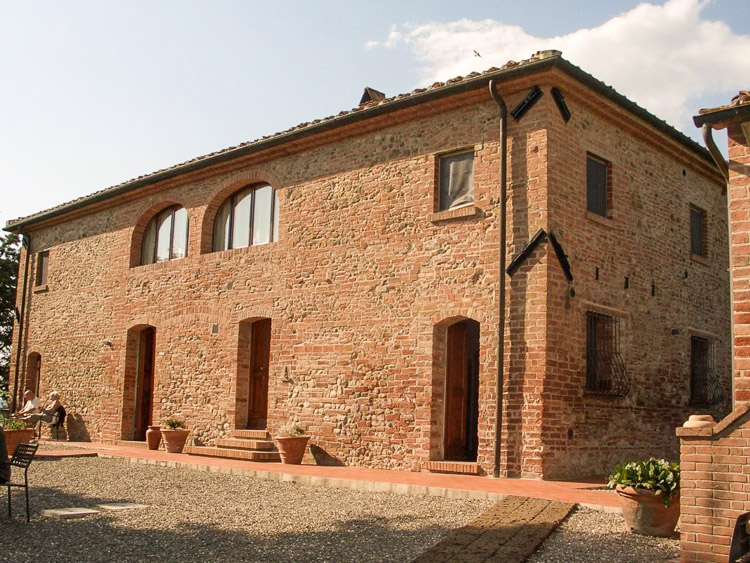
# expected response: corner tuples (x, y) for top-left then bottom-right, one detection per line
(6, 50), (713, 230)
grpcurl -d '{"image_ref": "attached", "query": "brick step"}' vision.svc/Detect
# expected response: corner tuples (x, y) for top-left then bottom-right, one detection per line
(116, 440), (149, 449)
(184, 445), (280, 462)
(233, 429), (271, 440)
(214, 438), (275, 451)
(425, 460), (482, 475)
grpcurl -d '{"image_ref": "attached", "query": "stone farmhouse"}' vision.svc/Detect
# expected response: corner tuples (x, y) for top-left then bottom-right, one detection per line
(6, 51), (731, 479)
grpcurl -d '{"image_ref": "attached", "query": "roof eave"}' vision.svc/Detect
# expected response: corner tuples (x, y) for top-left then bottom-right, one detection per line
(6, 54), (716, 232)
(693, 103), (750, 130)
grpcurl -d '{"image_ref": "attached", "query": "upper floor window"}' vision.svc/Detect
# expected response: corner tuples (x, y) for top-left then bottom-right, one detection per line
(141, 206), (189, 265)
(690, 336), (722, 405)
(35, 251), (49, 286)
(213, 184), (279, 252)
(585, 311), (628, 396)
(438, 151), (474, 211)
(690, 205), (707, 258)
(587, 154), (610, 217)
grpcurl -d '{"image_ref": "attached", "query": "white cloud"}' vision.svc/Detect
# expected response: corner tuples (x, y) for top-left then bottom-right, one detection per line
(372, 0), (750, 132)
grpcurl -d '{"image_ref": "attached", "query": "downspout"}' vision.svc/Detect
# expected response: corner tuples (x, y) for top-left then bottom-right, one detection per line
(11, 232), (31, 413)
(489, 79), (507, 478)
(701, 123), (734, 406)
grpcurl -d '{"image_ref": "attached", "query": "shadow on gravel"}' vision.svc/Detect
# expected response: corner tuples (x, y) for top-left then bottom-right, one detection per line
(3, 486), (452, 563)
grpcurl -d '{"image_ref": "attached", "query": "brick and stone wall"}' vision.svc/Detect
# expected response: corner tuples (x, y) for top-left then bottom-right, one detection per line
(541, 80), (730, 479)
(679, 112), (750, 561)
(9, 68), (728, 479)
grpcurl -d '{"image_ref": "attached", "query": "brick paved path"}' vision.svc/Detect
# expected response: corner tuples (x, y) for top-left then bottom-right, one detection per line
(412, 496), (574, 562)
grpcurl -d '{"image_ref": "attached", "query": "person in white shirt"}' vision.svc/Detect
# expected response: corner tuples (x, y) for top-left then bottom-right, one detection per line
(24, 391), (62, 425)
(16, 390), (40, 417)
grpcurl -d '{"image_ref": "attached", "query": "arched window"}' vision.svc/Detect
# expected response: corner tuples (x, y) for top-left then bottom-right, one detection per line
(141, 206), (189, 265)
(213, 184), (279, 252)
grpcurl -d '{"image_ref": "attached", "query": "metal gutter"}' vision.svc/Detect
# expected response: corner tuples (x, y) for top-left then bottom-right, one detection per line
(489, 79), (507, 479)
(11, 233), (31, 412)
(694, 103), (750, 129)
(5, 54), (718, 232)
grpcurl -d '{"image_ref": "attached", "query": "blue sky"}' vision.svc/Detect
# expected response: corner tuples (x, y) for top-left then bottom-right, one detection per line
(1, 0), (748, 226)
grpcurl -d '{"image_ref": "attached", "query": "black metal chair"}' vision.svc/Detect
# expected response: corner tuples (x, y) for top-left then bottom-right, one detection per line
(5, 442), (39, 522)
(50, 406), (66, 441)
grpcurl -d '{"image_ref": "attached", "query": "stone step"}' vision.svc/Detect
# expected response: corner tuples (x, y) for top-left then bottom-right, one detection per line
(214, 438), (275, 451)
(425, 460), (482, 475)
(233, 429), (270, 440)
(184, 445), (280, 462)
(116, 440), (149, 449)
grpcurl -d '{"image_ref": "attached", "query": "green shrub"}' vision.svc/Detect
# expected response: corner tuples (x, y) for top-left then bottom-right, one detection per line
(286, 423), (306, 437)
(162, 417), (185, 430)
(2, 418), (28, 430)
(607, 457), (680, 507)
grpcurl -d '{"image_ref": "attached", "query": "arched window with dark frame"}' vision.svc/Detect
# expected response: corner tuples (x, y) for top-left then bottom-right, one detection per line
(213, 183), (279, 252)
(140, 205), (189, 265)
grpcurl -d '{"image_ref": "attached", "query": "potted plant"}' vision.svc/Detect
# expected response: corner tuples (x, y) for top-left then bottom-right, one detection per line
(274, 424), (310, 464)
(160, 418), (190, 453)
(2, 418), (35, 456)
(607, 457), (680, 537)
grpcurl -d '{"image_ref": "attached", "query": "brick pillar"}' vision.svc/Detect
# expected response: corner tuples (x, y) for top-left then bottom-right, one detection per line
(729, 122), (750, 402)
(678, 408), (750, 562)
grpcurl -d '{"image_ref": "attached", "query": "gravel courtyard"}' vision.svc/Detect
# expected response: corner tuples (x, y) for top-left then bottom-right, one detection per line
(4, 456), (493, 562)
(3, 455), (680, 562)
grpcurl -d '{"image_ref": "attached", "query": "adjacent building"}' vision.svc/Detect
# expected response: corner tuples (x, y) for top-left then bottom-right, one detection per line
(678, 92), (750, 562)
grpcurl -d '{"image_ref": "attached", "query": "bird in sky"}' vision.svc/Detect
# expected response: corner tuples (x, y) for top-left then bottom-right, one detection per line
(474, 49), (481, 57)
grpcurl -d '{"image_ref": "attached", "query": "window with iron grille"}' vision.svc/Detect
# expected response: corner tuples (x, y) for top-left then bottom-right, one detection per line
(690, 206), (707, 258)
(586, 311), (629, 396)
(690, 336), (722, 404)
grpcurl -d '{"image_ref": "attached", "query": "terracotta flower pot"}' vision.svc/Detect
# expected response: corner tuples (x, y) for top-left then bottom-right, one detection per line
(616, 485), (680, 537)
(4, 428), (35, 456)
(275, 436), (310, 464)
(161, 429), (190, 453)
(146, 425), (162, 450)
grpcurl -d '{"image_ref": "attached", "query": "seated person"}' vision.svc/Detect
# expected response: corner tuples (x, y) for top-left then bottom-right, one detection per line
(15, 390), (40, 417)
(0, 425), (10, 483)
(23, 391), (62, 425)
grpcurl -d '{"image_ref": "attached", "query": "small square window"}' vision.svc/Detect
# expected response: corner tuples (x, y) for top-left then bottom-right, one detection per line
(690, 336), (722, 404)
(585, 311), (628, 396)
(35, 251), (49, 286)
(438, 151), (474, 211)
(690, 206), (707, 257)
(586, 155), (610, 217)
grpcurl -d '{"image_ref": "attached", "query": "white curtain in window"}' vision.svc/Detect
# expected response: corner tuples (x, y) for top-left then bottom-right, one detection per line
(253, 184), (273, 245)
(273, 190), (279, 242)
(155, 211), (173, 262)
(213, 200), (232, 252)
(440, 152), (474, 210)
(232, 189), (252, 249)
(172, 207), (188, 258)
(141, 220), (157, 265)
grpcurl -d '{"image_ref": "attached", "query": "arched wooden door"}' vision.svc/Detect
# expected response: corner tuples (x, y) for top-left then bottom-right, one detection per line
(444, 319), (480, 461)
(247, 319), (271, 429)
(134, 327), (156, 441)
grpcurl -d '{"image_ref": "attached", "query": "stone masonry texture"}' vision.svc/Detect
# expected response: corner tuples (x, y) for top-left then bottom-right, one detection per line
(8, 61), (729, 480)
